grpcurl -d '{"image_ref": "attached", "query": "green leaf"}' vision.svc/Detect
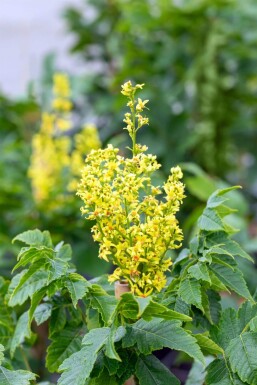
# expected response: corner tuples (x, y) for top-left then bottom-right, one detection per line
(47, 259), (69, 281)
(211, 308), (240, 350)
(206, 359), (233, 385)
(136, 355), (180, 385)
(250, 317), (257, 332)
(198, 208), (224, 231)
(194, 334), (224, 355)
(34, 303), (52, 325)
(210, 264), (252, 300)
(46, 325), (86, 372)
(65, 274), (90, 307)
(49, 307), (66, 337)
(174, 297), (190, 316)
(90, 370), (118, 385)
(115, 350), (137, 385)
(13, 229), (45, 246)
(206, 187), (241, 209)
(13, 246), (55, 271)
(58, 328), (112, 385)
(29, 288), (47, 326)
(0, 344), (4, 365)
(105, 326), (126, 361)
(209, 271), (228, 292)
(9, 267), (48, 307)
(206, 232), (253, 262)
(10, 311), (31, 357)
(0, 366), (36, 385)
(139, 298), (192, 322)
(123, 318), (204, 364)
(237, 301), (257, 332)
(117, 293), (139, 320)
(188, 263), (211, 283)
(226, 332), (257, 384)
(178, 278), (203, 311)
(88, 285), (118, 326)
(56, 243), (72, 261)
(207, 290), (221, 325)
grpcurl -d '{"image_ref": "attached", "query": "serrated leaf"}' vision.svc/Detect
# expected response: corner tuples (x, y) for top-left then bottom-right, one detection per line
(206, 359), (233, 385)
(206, 232), (253, 262)
(13, 246), (55, 271)
(0, 344), (4, 365)
(65, 274), (90, 307)
(130, 295), (191, 322)
(88, 285), (118, 326)
(47, 259), (69, 281)
(10, 311), (31, 357)
(198, 208), (224, 231)
(117, 293), (139, 320)
(250, 317), (257, 331)
(58, 328), (112, 385)
(49, 307), (66, 337)
(188, 263), (211, 283)
(123, 318), (204, 364)
(13, 229), (45, 246)
(178, 278), (203, 311)
(56, 244), (72, 261)
(174, 297), (190, 316)
(115, 350), (137, 385)
(34, 303), (52, 325)
(29, 288), (47, 326)
(207, 187), (240, 208)
(237, 301), (257, 332)
(136, 355), (180, 385)
(0, 366), (36, 385)
(211, 308), (240, 350)
(9, 265), (48, 307)
(105, 327), (126, 361)
(90, 370), (118, 385)
(194, 334), (223, 355)
(104, 356), (120, 376)
(210, 264), (252, 300)
(46, 325), (86, 372)
(209, 271), (228, 292)
(226, 332), (257, 384)
(208, 290), (221, 324)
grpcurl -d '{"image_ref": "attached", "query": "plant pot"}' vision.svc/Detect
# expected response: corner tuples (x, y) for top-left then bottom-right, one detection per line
(114, 281), (131, 299)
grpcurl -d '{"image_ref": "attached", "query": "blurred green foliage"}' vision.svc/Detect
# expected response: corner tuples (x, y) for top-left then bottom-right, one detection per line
(1, 0), (257, 284)
(0, 91), (109, 278)
(64, 0), (257, 190)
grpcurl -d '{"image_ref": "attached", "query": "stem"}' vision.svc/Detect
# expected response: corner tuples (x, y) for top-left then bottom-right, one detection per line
(19, 346), (32, 372)
(130, 94), (137, 156)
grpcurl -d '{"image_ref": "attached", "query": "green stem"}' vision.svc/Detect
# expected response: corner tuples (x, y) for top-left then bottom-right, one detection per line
(19, 346), (32, 372)
(130, 95), (137, 156)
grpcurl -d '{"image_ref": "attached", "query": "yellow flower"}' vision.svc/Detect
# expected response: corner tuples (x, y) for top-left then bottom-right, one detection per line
(77, 83), (185, 296)
(29, 73), (101, 209)
(53, 73), (71, 98)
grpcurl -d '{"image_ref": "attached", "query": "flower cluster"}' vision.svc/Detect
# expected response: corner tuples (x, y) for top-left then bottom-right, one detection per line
(29, 74), (101, 208)
(77, 82), (185, 296)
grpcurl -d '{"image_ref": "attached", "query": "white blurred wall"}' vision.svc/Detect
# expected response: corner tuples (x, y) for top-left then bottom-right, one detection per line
(0, 0), (83, 97)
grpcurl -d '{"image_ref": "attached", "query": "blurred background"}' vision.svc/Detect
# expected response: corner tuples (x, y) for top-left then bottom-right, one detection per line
(1, 0), (257, 382)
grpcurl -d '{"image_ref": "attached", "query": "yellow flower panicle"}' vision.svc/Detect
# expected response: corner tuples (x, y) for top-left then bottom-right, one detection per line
(77, 82), (185, 297)
(28, 117), (71, 208)
(29, 74), (101, 208)
(68, 124), (101, 191)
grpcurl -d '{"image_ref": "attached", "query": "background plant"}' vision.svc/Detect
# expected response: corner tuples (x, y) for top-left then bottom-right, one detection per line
(63, 0), (257, 203)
